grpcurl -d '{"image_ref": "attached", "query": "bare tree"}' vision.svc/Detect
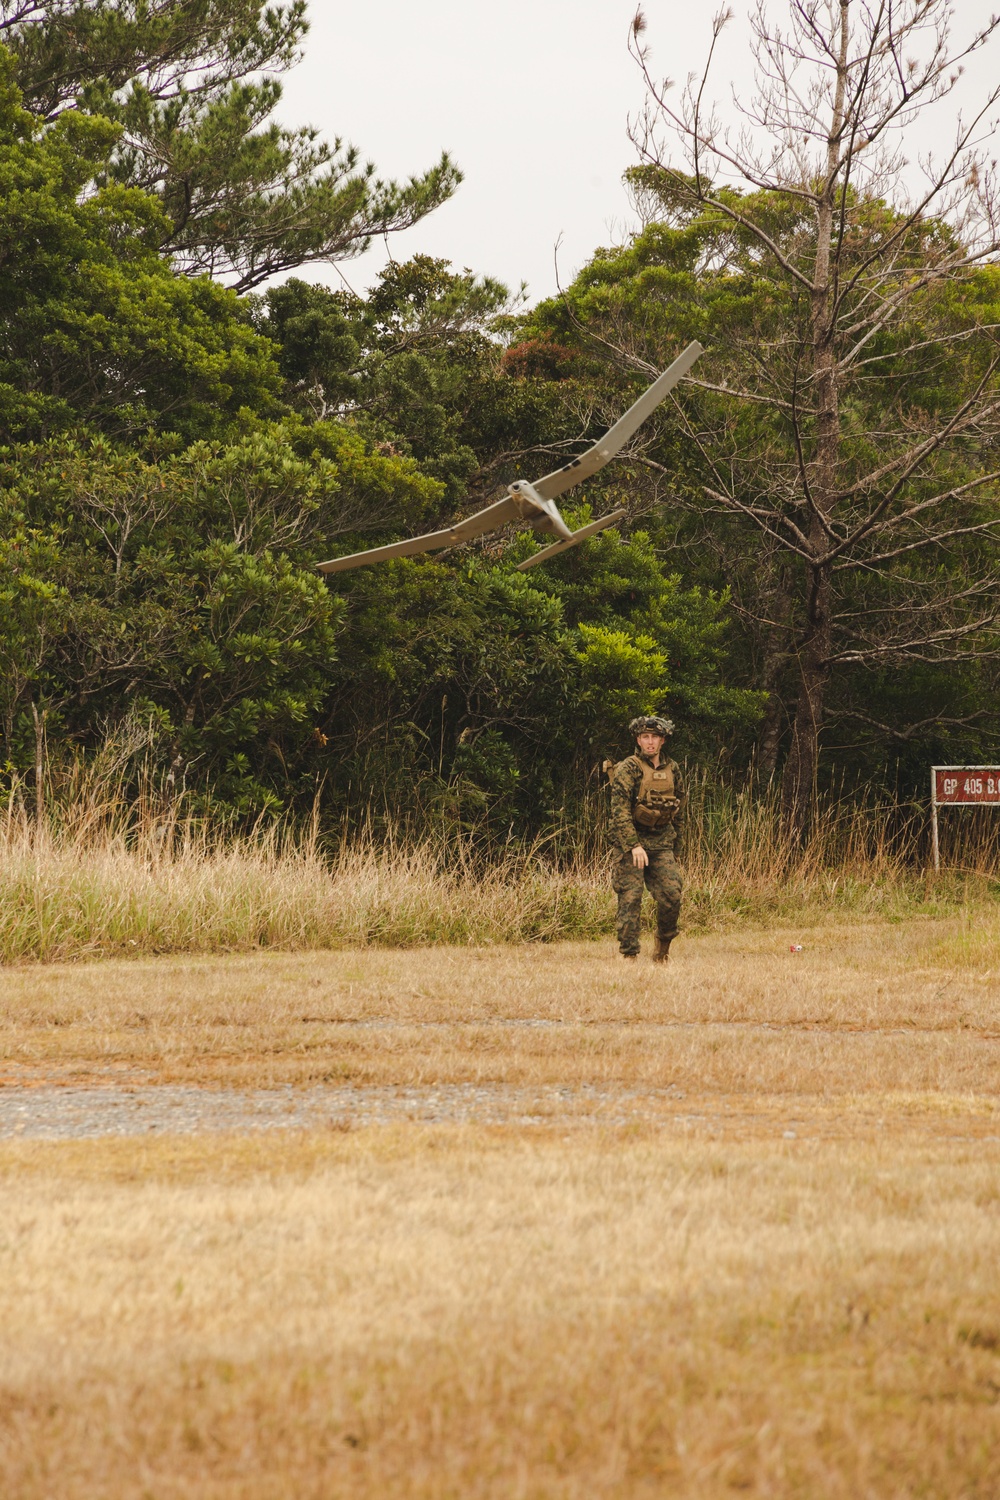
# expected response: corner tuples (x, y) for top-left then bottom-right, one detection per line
(629, 0), (1000, 832)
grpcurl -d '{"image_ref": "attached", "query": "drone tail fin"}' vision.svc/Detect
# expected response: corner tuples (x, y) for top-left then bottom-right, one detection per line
(514, 508), (626, 571)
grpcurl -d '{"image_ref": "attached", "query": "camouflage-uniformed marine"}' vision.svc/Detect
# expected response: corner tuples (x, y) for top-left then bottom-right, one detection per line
(609, 715), (685, 962)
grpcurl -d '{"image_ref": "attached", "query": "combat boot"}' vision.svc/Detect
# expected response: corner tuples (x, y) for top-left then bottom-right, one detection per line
(652, 935), (673, 964)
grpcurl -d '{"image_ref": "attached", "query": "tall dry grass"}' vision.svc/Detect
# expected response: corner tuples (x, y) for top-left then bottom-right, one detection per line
(0, 811), (610, 964)
(3, 744), (1000, 963)
(681, 771), (934, 925)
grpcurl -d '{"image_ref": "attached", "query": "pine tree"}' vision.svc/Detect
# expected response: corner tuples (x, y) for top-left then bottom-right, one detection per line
(1, 0), (460, 289)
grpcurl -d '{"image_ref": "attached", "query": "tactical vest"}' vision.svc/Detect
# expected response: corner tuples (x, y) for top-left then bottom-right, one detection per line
(630, 757), (679, 831)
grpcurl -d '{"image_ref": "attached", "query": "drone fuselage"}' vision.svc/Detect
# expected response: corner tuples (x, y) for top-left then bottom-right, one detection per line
(508, 480), (575, 540)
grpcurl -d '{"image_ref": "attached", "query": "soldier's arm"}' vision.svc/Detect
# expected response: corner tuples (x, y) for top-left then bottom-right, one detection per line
(609, 760), (641, 852)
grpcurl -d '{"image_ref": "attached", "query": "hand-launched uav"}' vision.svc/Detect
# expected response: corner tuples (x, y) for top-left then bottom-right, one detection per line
(315, 341), (703, 576)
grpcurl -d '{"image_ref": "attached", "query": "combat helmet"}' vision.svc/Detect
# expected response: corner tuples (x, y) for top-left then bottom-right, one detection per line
(629, 714), (675, 740)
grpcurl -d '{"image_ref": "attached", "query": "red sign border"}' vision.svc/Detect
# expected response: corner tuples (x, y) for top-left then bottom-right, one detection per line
(930, 765), (1000, 871)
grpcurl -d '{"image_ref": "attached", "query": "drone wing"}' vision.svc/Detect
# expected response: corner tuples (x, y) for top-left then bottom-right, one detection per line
(316, 341), (704, 576)
(515, 508), (627, 571)
(316, 495), (521, 574)
(530, 341), (704, 503)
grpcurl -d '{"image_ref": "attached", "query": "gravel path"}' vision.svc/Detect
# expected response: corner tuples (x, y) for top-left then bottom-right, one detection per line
(0, 1080), (699, 1139)
(1, 1079), (996, 1142)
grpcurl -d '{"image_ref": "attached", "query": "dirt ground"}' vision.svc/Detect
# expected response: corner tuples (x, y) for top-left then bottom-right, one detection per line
(1, 918), (999, 1496)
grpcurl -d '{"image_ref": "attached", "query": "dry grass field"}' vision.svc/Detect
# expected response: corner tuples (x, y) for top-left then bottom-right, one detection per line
(2, 916), (1000, 1497)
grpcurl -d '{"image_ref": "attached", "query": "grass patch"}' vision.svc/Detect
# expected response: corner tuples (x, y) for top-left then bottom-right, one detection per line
(2, 1127), (999, 1498)
(3, 758), (1000, 962)
(2, 922), (999, 1496)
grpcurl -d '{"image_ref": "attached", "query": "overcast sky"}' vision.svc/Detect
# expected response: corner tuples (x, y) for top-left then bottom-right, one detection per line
(278, 0), (1000, 305)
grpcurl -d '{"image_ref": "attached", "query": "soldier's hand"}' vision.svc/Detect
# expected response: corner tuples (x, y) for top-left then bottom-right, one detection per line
(631, 845), (648, 869)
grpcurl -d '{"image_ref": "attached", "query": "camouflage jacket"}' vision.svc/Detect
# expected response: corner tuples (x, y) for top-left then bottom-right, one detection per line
(609, 753), (686, 854)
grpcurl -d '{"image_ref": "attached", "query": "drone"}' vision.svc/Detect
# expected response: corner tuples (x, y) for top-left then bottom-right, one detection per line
(315, 340), (704, 576)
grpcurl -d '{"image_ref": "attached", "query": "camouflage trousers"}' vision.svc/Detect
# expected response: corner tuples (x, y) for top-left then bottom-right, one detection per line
(611, 849), (683, 956)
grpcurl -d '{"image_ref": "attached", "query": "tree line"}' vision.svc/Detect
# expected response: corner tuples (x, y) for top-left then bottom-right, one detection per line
(2, 0), (999, 840)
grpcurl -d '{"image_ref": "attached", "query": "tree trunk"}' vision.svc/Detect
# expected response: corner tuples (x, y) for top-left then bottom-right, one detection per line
(757, 569), (793, 780)
(781, 565), (831, 837)
(781, 0), (848, 838)
(163, 700), (197, 814)
(758, 681), (785, 783)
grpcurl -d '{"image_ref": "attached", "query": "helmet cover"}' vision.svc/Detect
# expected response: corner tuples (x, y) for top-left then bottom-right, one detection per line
(629, 715), (674, 739)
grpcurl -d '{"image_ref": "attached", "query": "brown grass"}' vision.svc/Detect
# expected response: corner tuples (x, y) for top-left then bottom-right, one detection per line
(5, 747), (1000, 963)
(3, 915), (999, 1097)
(2, 1129), (1000, 1498)
(1, 917), (1000, 1495)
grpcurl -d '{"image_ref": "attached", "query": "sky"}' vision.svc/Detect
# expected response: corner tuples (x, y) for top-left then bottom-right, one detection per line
(276, 0), (747, 301)
(277, 0), (1000, 305)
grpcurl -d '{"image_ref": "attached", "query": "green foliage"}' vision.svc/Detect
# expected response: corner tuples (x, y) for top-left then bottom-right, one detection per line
(0, 48), (280, 440)
(3, 0), (305, 120)
(512, 512), (761, 745)
(257, 257), (541, 502)
(0, 25), (758, 834)
(1, 0), (460, 288)
(0, 423), (444, 811)
(523, 178), (1000, 788)
(260, 279), (361, 412)
(317, 527), (758, 835)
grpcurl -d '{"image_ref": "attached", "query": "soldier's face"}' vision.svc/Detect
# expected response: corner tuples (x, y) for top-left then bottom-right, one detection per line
(637, 732), (666, 757)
